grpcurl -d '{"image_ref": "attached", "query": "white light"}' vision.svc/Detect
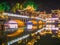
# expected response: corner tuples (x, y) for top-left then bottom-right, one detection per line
(3, 13), (46, 21)
(8, 34), (29, 45)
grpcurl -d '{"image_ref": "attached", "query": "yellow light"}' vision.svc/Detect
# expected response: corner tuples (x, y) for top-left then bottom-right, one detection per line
(39, 25), (43, 29)
(18, 40), (22, 44)
(38, 20), (43, 24)
(2, 43), (4, 45)
(31, 33), (35, 36)
(16, 3), (20, 9)
(25, 5), (35, 12)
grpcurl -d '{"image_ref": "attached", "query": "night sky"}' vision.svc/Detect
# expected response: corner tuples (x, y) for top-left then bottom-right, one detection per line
(0, 0), (60, 10)
(37, 0), (60, 9)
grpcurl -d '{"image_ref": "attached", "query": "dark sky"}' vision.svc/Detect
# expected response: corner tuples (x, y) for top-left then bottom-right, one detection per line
(0, 0), (60, 10)
(34, 0), (60, 10)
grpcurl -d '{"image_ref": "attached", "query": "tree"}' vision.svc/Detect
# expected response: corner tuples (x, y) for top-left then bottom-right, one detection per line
(0, 2), (10, 12)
